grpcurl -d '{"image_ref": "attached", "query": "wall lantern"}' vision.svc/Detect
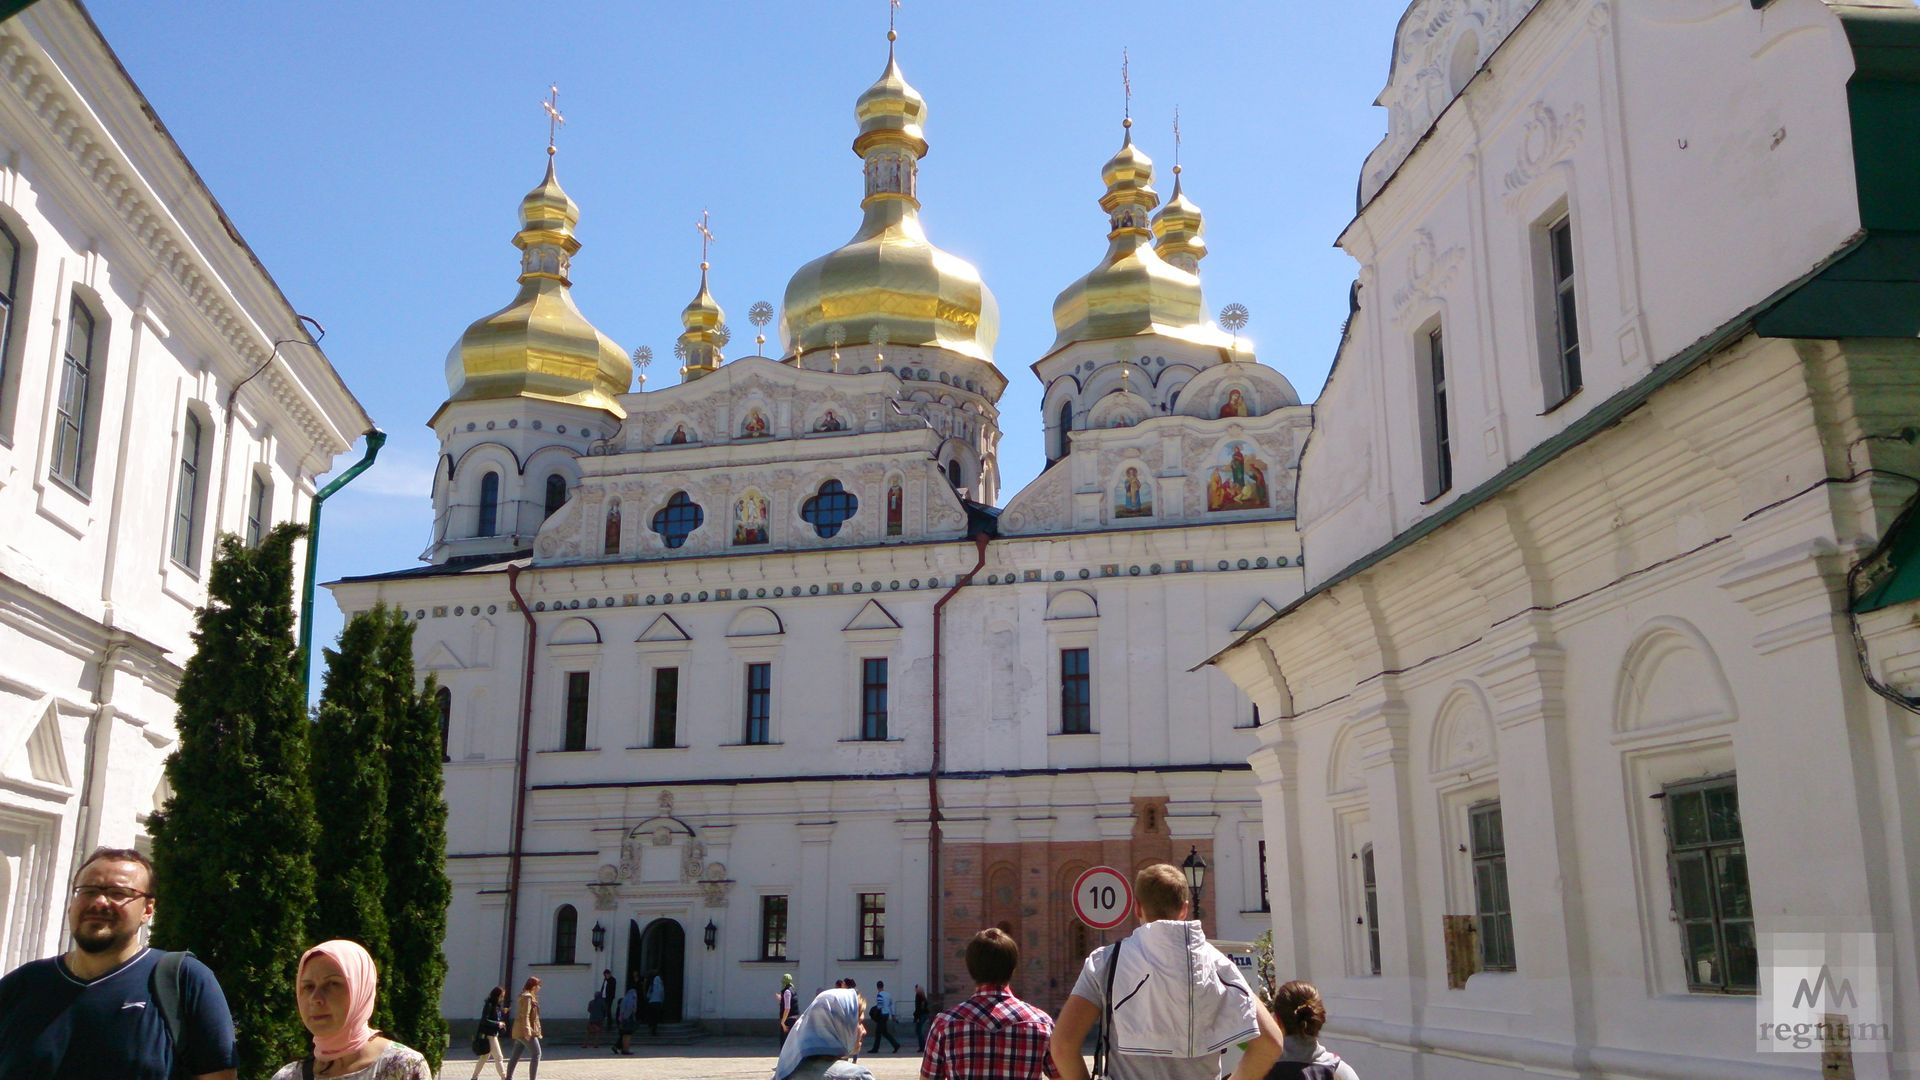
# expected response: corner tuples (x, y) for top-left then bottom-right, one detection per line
(591, 921), (606, 952)
(704, 920), (718, 951)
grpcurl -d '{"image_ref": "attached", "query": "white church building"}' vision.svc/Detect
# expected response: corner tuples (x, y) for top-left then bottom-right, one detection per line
(1211, 0), (1920, 1077)
(0, 0), (369, 974)
(329, 28), (1306, 1029)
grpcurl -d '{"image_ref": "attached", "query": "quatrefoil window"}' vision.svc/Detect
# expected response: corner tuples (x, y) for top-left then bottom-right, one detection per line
(650, 491), (705, 549)
(800, 480), (859, 539)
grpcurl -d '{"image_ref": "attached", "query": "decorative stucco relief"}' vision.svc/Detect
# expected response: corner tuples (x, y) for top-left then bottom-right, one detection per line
(1502, 101), (1586, 209)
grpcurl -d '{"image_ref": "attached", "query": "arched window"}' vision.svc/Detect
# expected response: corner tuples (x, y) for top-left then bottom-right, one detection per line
(650, 491), (705, 549)
(603, 500), (622, 555)
(170, 410), (205, 569)
(553, 904), (577, 965)
(477, 472), (500, 537)
(1055, 401), (1073, 460)
(946, 459), (962, 489)
(435, 685), (452, 762)
(51, 296), (98, 490)
(544, 473), (567, 519)
(799, 480), (859, 538)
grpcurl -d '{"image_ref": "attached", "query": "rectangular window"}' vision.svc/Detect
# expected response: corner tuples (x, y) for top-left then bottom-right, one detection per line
(246, 472), (271, 548)
(1258, 839), (1271, 913)
(0, 224), (19, 421)
(1469, 802), (1516, 972)
(1362, 844), (1381, 976)
(651, 668), (679, 748)
(1546, 214), (1581, 403)
(744, 662), (772, 744)
(1060, 647), (1091, 734)
(1664, 775), (1755, 993)
(1421, 324), (1453, 500)
(858, 892), (886, 960)
(760, 895), (789, 961)
(170, 412), (202, 569)
(51, 298), (96, 491)
(861, 658), (889, 741)
(563, 671), (589, 751)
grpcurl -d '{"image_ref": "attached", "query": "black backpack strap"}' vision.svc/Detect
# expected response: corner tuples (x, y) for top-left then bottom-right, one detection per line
(151, 950), (189, 1073)
(1093, 939), (1122, 1079)
(301, 1058), (314, 1080)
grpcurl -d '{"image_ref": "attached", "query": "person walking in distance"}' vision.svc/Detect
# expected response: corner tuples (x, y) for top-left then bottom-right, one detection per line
(920, 928), (1059, 1080)
(868, 980), (901, 1053)
(614, 985), (638, 1055)
(778, 973), (799, 1037)
(911, 984), (930, 1053)
(1050, 864), (1284, 1080)
(271, 939), (431, 1079)
(469, 986), (510, 1079)
(646, 970), (667, 1036)
(1262, 982), (1359, 1080)
(599, 969), (617, 1011)
(0, 847), (237, 1079)
(505, 976), (542, 1079)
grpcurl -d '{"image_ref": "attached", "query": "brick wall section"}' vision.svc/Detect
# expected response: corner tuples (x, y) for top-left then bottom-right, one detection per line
(936, 806), (1215, 1008)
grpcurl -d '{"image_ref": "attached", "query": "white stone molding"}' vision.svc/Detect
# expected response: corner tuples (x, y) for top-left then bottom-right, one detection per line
(1390, 228), (1465, 325)
(1501, 101), (1586, 210)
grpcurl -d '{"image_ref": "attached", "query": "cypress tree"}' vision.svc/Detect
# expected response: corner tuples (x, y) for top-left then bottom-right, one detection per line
(310, 607), (395, 1028)
(378, 610), (451, 1068)
(148, 524), (316, 1078)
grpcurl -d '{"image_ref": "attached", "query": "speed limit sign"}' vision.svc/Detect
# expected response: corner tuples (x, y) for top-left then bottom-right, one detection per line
(1072, 865), (1133, 930)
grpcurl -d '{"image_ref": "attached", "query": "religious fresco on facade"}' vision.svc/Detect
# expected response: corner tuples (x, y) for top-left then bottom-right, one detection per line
(666, 423), (691, 444)
(734, 488), (769, 545)
(1207, 441), (1270, 512)
(740, 408), (771, 438)
(886, 479), (903, 536)
(1218, 388), (1250, 418)
(1114, 466), (1153, 519)
(813, 409), (846, 432)
(604, 500), (621, 554)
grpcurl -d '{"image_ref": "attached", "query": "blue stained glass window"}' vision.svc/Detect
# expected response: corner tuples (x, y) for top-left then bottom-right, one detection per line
(800, 479), (859, 538)
(650, 491), (705, 549)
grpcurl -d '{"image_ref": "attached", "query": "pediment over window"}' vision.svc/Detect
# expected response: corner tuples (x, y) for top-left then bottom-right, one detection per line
(1045, 589), (1098, 621)
(549, 616), (602, 646)
(637, 614), (692, 643)
(421, 640), (465, 671)
(726, 606), (784, 638)
(843, 600), (902, 632)
(1234, 600), (1281, 633)
(4, 701), (72, 791)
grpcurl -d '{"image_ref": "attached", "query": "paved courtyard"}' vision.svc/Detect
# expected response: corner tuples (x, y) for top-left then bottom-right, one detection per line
(440, 1039), (937, 1080)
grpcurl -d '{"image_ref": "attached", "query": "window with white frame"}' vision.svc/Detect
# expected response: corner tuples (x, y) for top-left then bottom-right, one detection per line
(477, 471), (501, 537)
(246, 471), (272, 548)
(743, 662), (772, 744)
(860, 658), (889, 740)
(1663, 774), (1755, 993)
(1361, 843), (1381, 976)
(1469, 800), (1515, 972)
(0, 221), (21, 432)
(858, 892), (886, 959)
(651, 667), (680, 748)
(553, 904), (577, 964)
(761, 894), (789, 961)
(170, 410), (206, 569)
(51, 296), (99, 492)
(1416, 321), (1452, 500)
(1538, 212), (1582, 407)
(562, 671), (590, 751)
(1060, 647), (1091, 733)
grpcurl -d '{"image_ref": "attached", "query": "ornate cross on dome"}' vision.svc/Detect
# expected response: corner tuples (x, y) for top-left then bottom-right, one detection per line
(542, 84), (565, 156)
(1122, 48), (1132, 127)
(889, 0), (899, 33)
(695, 209), (716, 266)
(1173, 105), (1182, 171)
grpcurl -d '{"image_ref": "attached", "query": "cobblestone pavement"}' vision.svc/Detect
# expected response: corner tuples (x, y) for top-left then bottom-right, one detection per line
(440, 1039), (936, 1080)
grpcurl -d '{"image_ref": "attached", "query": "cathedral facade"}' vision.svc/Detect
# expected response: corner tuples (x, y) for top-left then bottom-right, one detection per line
(330, 32), (1308, 1027)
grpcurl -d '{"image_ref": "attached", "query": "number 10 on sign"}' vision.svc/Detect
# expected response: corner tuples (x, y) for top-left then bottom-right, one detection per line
(1073, 866), (1133, 930)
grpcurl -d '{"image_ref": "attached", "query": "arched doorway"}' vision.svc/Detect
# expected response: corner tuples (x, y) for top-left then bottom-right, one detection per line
(626, 917), (686, 1023)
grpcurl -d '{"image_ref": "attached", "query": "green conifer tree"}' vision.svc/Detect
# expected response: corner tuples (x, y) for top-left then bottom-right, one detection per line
(378, 610), (451, 1068)
(310, 607), (395, 1028)
(148, 524), (316, 1078)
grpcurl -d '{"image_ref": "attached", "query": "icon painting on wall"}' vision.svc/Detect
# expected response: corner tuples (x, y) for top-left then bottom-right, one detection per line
(1217, 388), (1250, 418)
(740, 408), (771, 438)
(814, 409), (846, 432)
(886, 480), (903, 537)
(734, 488), (769, 545)
(1207, 441), (1270, 512)
(1114, 466), (1153, 519)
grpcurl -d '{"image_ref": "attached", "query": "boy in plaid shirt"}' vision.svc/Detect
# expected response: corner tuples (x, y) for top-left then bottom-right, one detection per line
(920, 929), (1060, 1080)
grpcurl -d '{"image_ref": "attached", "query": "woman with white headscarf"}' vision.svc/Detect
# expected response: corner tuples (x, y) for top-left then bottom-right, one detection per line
(772, 987), (874, 1080)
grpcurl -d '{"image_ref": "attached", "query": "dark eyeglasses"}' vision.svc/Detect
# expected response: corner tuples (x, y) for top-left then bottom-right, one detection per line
(71, 885), (152, 905)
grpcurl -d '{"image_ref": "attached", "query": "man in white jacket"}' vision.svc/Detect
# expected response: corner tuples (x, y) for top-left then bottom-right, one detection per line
(1051, 865), (1283, 1080)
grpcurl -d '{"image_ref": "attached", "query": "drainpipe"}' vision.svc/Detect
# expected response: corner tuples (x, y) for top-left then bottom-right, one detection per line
(928, 532), (989, 1001)
(502, 563), (539, 990)
(297, 429), (386, 699)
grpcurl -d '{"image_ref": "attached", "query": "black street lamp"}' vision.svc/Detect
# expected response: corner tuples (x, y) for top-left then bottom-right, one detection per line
(591, 921), (606, 953)
(1182, 846), (1209, 927)
(704, 920), (718, 951)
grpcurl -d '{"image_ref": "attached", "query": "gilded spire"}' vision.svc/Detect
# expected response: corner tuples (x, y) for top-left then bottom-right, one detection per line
(679, 210), (727, 381)
(780, 19), (999, 365)
(1152, 108), (1207, 273)
(437, 91), (628, 422)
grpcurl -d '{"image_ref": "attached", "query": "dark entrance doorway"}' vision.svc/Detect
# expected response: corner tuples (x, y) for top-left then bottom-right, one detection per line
(626, 917), (686, 1023)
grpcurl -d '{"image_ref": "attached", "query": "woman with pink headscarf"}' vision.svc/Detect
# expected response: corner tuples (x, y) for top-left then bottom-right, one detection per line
(271, 939), (430, 1079)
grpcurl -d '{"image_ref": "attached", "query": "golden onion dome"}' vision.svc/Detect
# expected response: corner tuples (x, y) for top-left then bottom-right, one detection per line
(781, 32), (999, 365)
(441, 158), (629, 419)
(1151, 166), (1207, 273)
(678, 261), (726, 381)
(1049, 123), (1229, 354)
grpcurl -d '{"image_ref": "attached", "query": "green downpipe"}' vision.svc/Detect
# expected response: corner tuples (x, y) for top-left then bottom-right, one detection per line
(299, 428), (386, 698)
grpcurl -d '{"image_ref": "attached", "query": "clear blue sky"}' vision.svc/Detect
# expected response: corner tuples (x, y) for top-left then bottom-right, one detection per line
(85, 1), (1409, 694)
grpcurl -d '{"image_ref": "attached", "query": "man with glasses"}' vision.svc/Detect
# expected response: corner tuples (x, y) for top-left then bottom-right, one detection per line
(0, 847), (237, 1079)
